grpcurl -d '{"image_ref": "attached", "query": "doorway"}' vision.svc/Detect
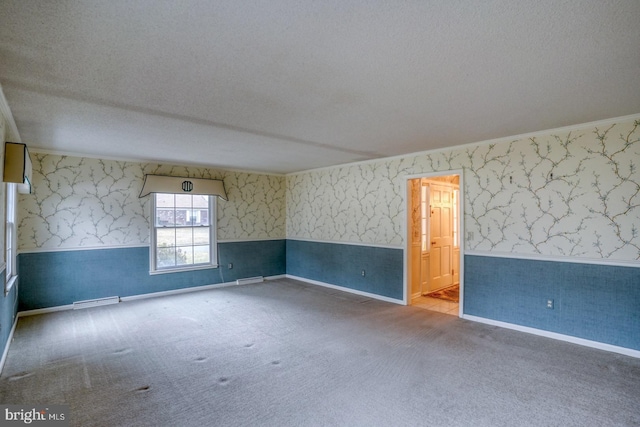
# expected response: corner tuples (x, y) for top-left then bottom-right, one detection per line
(406, 172), (463, 316)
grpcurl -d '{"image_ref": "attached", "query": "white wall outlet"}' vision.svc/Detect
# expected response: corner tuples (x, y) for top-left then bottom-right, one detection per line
(228, 263), (233, 269)
(361, 270), (366, 277)
(546, 299), (554, 309)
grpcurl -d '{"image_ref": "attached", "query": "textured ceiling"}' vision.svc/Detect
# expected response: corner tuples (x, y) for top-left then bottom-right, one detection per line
(1, 1), (639, 174)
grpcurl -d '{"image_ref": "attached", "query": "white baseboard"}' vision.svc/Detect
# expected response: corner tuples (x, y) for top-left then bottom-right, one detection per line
(463, 314), (640, 359)
(0, 315), (19, 374)
(119, 281), (237, 302)
(120, 274), (282, 302)
(17, 275), (284, 317)
(18, 304), (74, 317)
(286, 274), (404, 305)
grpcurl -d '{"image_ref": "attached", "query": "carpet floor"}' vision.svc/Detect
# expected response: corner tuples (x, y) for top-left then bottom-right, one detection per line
(1, 278), (639, 426)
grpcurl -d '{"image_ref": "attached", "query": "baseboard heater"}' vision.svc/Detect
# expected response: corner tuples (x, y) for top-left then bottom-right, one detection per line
(73, 296), (120, 310)
(236, 276), (264, 286)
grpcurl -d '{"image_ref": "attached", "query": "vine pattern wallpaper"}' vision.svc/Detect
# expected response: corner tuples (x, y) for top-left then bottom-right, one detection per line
(287, 118), (640, 262)
(18, 154), (286, 251)
(16, 118), (639, 262)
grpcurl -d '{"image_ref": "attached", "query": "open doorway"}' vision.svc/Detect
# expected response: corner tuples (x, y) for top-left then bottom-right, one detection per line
(405, 172), (463, 316)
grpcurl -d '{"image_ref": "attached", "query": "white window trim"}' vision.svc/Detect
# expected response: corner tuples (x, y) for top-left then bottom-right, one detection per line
(149, 193), (218, 275)
(5, 182), (17, 294)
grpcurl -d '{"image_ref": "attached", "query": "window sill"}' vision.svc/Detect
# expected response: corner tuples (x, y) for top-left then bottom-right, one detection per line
(5, 275), (17, 296)
(149, 264), (219, 275)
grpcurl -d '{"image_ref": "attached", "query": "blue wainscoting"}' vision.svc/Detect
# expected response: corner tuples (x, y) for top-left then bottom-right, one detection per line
(18, 240), (286, 311)
(464, 254), (640, 351)
(17, 240), (640, 352)
(286, 239), (403, 300)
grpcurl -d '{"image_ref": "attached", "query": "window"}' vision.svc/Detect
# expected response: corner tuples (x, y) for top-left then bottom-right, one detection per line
(5, 182), (17, 293)
(150, 193), (217, 273)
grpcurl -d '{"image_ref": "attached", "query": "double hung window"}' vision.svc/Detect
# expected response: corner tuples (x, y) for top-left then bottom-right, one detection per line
(5, 183), (17, 293)
(150, 193), (217, 273)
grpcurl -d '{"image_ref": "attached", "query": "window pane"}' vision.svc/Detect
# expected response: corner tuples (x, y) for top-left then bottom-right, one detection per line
(195, 209), (209, 226)
(176, 246), (193, 265)
(176, 209), (190, 226)
(175, 228), (193, 246)
(157, 246), (176, 268)
(6, 223), (13, 279)
(193, 227), (210, 245)
(5, 183), (17, 283)
(157, 228), (176, 247)
(184, 210), (198, 226)
(192, 195), (209, 208)
(175, 194), (192, 208)
(156, 193), (175, 208)
(194, 245), (210, 264)
(156, 208), (175, 226)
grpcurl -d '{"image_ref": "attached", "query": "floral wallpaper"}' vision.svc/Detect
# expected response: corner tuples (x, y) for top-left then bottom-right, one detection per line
(287, 118), (640, 262)
(16, 117), (640, 262)
(18, 154), (286, 251)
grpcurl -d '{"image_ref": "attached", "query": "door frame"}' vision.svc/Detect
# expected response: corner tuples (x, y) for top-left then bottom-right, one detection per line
(403, 169), (465, 317)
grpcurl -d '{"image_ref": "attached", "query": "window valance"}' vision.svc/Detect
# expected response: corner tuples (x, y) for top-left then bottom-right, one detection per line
(139, 174), (228, 200)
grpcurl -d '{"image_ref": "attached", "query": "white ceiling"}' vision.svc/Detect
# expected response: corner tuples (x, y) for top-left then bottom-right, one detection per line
(1, 1), (639, 174)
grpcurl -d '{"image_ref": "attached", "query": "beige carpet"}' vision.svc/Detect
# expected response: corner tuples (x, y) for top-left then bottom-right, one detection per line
(1, 278), (639, 426)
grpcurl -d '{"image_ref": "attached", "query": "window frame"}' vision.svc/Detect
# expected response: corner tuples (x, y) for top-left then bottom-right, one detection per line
(149, 193), (218, 275)
(5, 182), (17, 294)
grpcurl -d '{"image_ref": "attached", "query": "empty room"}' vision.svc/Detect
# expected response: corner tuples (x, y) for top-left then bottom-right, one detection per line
(0, 2), (639, 426)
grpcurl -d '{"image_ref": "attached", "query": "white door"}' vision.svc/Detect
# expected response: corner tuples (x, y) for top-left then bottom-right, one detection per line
(429, 184), (453, 292)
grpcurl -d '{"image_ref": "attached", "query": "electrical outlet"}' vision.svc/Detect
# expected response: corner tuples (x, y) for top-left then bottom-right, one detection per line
(546, 299), (554, 309)
(228, 263), (233, 269)
(361, 270), (366, 277)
